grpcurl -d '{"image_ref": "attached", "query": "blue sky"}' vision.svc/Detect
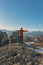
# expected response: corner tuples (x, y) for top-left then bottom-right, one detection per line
(0, 0), (43, 31)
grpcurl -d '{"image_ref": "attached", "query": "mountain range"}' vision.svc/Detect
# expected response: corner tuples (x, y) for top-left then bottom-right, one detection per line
(0, 29), (43, 36)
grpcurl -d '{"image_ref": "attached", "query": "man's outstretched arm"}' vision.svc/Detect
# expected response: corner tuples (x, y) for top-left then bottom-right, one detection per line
(23, 30), (28, 32)
(16, 30), (20, 32)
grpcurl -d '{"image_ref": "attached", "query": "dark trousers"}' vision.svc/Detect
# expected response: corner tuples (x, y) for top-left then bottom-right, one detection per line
(20, 37), (23, 43)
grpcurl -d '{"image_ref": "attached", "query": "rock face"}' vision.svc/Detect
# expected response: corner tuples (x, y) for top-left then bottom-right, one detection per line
(0, 31), (9, 47)
(10, 31), (20, 43)
(0, 43), (43, 65)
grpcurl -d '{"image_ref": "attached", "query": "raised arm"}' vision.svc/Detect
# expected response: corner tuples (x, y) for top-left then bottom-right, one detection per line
(23, 30), (28, 32)
(16, 30), (20, 32)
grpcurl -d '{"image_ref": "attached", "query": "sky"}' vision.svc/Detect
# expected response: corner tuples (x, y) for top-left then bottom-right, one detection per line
(0, 0), (43, 31)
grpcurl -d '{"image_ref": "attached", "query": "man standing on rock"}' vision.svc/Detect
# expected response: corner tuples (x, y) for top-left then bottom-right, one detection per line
(16, 28), (28, 43)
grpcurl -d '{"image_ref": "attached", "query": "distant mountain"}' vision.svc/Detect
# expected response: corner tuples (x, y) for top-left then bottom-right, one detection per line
(0, 29), (12, 35)
(24, 31), (43, 37)
(0, 29), (43, 36)
(28, 31), (43, 36)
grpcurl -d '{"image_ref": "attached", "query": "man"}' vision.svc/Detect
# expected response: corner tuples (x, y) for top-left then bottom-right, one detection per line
(16, 28), (28, 43)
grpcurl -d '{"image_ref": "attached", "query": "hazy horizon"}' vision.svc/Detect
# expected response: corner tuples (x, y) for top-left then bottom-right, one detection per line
(0, 27), (43, 32)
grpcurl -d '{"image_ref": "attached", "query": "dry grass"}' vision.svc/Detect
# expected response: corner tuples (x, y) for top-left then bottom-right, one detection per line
(31, 42), (43, 48)
(0, 43), (43, 65)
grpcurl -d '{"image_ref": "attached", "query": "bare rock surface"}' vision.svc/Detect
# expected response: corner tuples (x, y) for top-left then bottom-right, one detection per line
(0, 43), (43, 65)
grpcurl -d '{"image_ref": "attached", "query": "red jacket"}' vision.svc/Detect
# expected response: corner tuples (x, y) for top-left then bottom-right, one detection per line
(16, 28), (27, 37)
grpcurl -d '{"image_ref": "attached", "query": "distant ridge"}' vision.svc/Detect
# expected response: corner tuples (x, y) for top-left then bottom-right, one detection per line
(28, 31), (43, 36)
(24, 31), (43, 37)
(0, 29), (12, 35)
(0, 29), (43, 36)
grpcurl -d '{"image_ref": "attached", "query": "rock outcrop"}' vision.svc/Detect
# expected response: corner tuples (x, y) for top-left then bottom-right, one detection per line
(0, 31), (9, 47)
(0, 43), (43, 65)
